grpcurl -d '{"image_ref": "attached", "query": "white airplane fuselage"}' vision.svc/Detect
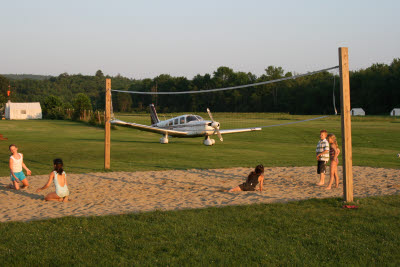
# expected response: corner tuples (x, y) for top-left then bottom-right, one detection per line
(153, 115), (217, 137)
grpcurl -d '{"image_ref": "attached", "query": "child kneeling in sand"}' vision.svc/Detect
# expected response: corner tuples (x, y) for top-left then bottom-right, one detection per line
(227, 165), (264, 192)
(8, 144), (31, 190)
(36, 159), (70, 202)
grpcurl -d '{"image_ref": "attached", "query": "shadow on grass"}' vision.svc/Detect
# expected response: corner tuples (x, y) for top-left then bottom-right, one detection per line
(111, 139), (160, 144)
(73, 138), (162, 144)
(24, 158), (52, 167)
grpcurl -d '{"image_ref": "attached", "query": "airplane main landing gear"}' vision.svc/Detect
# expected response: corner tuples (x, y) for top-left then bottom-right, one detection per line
(203, 136), (215, 146)
(160, 134), (169, 144)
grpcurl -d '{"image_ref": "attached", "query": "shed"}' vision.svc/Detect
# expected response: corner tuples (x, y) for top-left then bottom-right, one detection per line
(350, 108), (365, 116)
(390, 108), (400, 116)
(5, 101), (42, 120)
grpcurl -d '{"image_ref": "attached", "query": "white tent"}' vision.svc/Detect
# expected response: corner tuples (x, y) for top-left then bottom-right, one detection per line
(351, 108), (365, 116)
(5, 101), (42, 120)
(390, 108), (400, 116)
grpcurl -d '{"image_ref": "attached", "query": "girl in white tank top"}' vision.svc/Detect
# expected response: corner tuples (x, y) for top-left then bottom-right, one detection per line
(8, 144), (31, 190)
(10, 153), (23, 172)
(36, 158), (70, 202)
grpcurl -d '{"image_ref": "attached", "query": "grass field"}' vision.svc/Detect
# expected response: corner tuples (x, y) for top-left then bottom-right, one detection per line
(0, 113), (399, 176)
(0, 195), (399, 265)
(1, 114), (399, 265)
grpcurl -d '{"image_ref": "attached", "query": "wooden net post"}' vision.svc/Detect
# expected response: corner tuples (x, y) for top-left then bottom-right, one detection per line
(339, 47), (353, 202)
(105, 79), (111, 169)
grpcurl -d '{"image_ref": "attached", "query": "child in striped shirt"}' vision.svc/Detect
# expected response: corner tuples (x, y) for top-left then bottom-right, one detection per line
(316, 129), (330, 186)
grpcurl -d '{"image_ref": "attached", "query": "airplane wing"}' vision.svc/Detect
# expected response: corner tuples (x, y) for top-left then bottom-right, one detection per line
(219, 127), (262, 135)
(111, 119), (188, 137)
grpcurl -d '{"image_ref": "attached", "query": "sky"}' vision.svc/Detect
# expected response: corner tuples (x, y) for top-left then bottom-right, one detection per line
(1, 0), (399, 79)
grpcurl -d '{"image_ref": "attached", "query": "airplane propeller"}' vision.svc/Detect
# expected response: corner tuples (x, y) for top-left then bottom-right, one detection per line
(207, 108), (223, 142)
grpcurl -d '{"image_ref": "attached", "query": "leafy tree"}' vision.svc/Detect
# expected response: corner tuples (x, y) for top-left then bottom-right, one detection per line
(3, 58), (400, 115)
(73, 93), (92, 120)
(58, 72), (69, 78)
(42, 95), (64, 119)
(0, 75), (9, 96)
(95, 70), (104, 78)
(0, 75), (9, 111)
(264, 66), (284, 79)
(116, 93), (132, 112)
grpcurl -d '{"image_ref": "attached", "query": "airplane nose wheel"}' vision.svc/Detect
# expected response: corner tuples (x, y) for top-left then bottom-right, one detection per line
(203, 136), (215, 146)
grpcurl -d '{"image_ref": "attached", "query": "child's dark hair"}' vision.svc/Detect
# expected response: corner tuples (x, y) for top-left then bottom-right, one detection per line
(53, 158), (64, 175)
(9, 144), (17, 151)
(255, 164), (264, 175)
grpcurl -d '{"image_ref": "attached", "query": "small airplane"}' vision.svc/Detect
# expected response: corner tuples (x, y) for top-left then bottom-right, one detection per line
(111, 104), (261, 146)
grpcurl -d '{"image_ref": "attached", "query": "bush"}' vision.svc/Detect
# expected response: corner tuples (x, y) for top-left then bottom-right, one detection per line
(88, 112), (97, 126)
(46, 107), (65, 120)
(42, 95), (64, 119)
(73, 93), (92, 120)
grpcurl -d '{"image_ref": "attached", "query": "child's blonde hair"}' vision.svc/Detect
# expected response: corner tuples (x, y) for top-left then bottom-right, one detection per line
(327, 133), (338, 148)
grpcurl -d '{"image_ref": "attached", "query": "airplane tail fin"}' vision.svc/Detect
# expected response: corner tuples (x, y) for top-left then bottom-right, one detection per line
(149, 104), (160, 125)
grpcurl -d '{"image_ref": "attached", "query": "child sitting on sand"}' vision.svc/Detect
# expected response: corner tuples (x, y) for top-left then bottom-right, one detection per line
(8, 144), (31, 190)
(227, 165), (264, 192)
(36, 158), (70, 202)
(326, 133), (340, 190)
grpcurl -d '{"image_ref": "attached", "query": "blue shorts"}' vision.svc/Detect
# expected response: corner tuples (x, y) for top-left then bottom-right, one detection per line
(11, 171), (26, 182)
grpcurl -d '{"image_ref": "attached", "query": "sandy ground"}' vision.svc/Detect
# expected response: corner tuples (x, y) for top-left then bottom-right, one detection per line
(0, 166), (399, 222)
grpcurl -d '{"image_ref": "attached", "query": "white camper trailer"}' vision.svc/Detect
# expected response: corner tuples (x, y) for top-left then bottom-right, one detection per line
(350, 108), (365, 116)
(5, 101), (42, 120)
(390, 108), (400, 116)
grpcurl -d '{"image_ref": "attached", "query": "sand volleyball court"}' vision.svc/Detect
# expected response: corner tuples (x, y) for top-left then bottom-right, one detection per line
(1, 166), (399, 222)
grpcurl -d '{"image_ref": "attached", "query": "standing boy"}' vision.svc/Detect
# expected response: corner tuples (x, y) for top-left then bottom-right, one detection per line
(316, 130), (329, 185)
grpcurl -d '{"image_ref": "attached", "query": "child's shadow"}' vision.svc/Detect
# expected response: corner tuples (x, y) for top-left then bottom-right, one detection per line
(0, 185), (43, 200)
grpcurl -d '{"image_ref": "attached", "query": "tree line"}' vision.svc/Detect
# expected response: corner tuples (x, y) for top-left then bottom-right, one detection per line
(1, 59), (399, 119)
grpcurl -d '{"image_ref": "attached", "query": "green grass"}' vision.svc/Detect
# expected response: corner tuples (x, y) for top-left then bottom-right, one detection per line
(1, 115), (399, 265)
(0, 195), (399, 265)
(1, 113), (399, 176)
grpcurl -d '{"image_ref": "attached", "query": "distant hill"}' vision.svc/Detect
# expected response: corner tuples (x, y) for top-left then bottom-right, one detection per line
(1, 74), (53, 80)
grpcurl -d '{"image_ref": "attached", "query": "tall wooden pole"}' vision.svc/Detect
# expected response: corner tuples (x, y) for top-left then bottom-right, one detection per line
(105, 79), (111, 169)
(339, 47), (353, 202)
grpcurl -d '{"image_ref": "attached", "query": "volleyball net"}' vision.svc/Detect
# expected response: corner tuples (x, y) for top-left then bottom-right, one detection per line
(107, 65), (340, 170)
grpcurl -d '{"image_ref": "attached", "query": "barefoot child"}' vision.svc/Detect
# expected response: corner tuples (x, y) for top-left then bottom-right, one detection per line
(8, 144), (31, 190)
(36, 159), (70, 202)
(326, 133), (340, 189)
(316, 130), (330, 186)
(227, 165), (264, 192)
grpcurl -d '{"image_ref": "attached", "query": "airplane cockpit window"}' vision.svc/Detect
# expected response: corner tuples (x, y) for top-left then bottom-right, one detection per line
(195, 115), (203, 121)
(186, 115), (198, 123)
(174, 118), (179, 125)
(180, 116), (185, 124)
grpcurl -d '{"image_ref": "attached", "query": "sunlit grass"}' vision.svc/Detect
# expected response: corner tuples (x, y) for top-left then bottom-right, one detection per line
(0, 113), (399, 176)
